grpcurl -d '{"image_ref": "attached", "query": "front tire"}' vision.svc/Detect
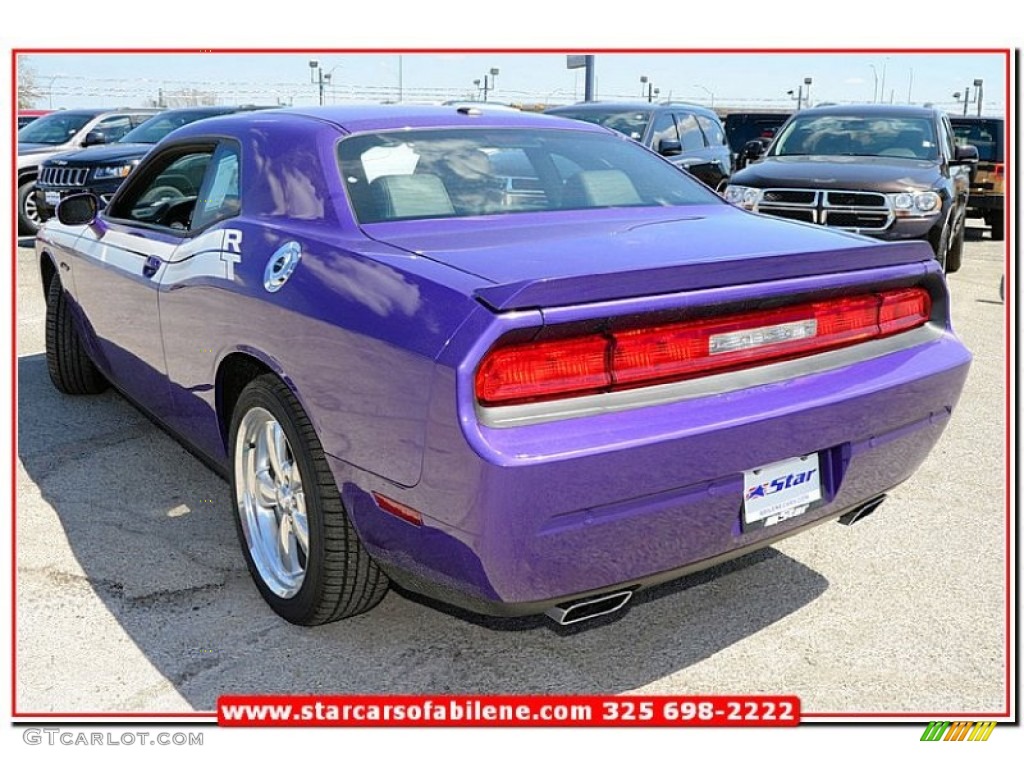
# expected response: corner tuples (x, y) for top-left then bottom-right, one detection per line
(18, 180), (42, 236)
(945, 217), (965, 274)
(45, 276), (108, 395)
(229, 374), (389, 625)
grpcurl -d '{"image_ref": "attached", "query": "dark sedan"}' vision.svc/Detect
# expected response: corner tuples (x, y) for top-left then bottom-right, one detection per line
(724, 105), (976, 272)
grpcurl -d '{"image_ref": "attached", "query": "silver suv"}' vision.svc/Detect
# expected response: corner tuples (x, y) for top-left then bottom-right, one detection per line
(17, 108), (159, 235)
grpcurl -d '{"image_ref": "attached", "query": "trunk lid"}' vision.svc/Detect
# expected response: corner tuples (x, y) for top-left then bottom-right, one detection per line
(362, 205), (935, 311)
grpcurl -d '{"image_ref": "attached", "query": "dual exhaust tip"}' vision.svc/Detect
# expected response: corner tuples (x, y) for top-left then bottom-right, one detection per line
(545, 496), (887, 626)
(545, 589), (634, 626)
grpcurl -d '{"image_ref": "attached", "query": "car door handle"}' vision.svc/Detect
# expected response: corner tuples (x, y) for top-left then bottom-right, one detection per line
(142, 256), (161, 278)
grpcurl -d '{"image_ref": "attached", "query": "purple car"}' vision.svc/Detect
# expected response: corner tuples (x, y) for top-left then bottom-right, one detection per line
(36, 106), (971, 627)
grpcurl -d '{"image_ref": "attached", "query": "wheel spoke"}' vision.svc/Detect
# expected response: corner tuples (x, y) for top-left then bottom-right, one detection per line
(291, 501), (309, 556)
(277, 514), (295, 568)
(255, 468), (277, 507)
(266, 421), (288, 481)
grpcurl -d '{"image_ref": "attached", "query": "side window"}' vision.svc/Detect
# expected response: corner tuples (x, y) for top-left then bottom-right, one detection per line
(107, 146), (214, 231)
(676, 113), (705, 152)
(94, 115), (133, 142)
(649, 112), (679, 152)
(130, 113), (154, 127)
(696, 115), (726, 146)
(191, 143), (241, 230)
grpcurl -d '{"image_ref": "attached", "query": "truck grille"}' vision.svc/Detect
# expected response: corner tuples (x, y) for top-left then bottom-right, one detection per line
(755, 188), (893, 232)
(39, 166), (90, 187)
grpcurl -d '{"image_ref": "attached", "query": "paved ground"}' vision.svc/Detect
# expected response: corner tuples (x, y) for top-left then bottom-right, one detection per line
(14, 224), (1008, 716)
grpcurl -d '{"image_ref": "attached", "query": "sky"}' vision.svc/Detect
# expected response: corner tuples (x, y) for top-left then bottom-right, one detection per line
(18, 51), (1008, 115)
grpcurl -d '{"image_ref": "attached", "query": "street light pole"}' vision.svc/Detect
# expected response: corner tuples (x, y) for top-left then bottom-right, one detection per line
(870, 65), (878, 103)
(803, 77), (813, 109)
(974, 78), (984, 116)
(694, 84), (714, 108)
(46, 74), (61, 109)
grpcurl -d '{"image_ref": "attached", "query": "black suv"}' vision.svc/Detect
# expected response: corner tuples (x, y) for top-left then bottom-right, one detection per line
(17, 108), (160, 235)
(34, 106), (271, 223)
(724, 105), (976, 272)
(545, 101), (731, 189)
(951, 115), (1004, 240)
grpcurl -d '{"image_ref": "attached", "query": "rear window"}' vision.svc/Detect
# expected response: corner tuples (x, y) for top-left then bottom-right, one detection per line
(951, 119), (1003, 162)
(547, 109), (652, 141)
(337, 128), (721, 224)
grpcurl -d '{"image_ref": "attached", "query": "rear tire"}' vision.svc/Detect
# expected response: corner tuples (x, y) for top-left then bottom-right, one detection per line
(45, 276), (108, 395)
(229, 374), (389, 625)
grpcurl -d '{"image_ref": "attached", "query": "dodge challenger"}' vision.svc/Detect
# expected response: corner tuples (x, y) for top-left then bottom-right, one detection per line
(36, 106), (971, 626)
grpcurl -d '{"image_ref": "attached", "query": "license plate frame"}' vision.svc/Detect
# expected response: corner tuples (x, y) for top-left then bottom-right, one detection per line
(742, 453), (822, 531)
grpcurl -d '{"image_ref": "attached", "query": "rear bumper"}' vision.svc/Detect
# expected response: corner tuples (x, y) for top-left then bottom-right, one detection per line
(339, 327), (971, 614)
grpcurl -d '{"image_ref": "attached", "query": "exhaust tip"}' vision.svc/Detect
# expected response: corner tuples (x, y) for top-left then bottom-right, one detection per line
(838, 494), (887, 526)
(545, 589), (634, 626)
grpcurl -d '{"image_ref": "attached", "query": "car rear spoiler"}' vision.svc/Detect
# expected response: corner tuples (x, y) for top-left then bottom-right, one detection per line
(473, 240), (936, 311)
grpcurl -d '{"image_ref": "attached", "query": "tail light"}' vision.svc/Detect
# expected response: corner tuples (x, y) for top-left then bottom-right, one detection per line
(992, 163), (1004, 179)
(475, 287), (931, 407)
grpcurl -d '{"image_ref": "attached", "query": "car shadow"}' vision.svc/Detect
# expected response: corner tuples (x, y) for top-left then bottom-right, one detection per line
(17, 352), (829, 711)
(17, 236), (35, 248)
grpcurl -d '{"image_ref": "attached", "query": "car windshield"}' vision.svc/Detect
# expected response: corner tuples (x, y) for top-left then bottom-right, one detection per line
(548, 109), (652, 141)
(771, 115), (939, 160)
(18, 112), (94, 145)
(119, 110), (225, 144)
(338, 127), (721, 224)
(951, 119), (1002, 162)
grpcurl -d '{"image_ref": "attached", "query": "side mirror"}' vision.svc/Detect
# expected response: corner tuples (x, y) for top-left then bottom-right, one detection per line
(82, 130), (107, 147)
(742, 138), (768, 161)
(954, 144), (979, 163)
(658, 138), (683, 157)
(57, 192), (99, 226)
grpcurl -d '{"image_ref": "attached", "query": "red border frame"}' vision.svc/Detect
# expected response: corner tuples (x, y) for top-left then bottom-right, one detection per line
(10, 47), (1013, 722)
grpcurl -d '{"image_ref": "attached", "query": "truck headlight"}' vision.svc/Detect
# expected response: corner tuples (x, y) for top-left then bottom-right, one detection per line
(723, 185), (762, 209)
(888, 190), (941, 216)
(93, 164), (136, 180)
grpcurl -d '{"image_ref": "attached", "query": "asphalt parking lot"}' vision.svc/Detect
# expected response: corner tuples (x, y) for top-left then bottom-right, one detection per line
(14, 224), (1007, 716)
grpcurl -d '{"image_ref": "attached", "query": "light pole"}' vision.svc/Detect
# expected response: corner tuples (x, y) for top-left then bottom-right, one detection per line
(974, 78), (984, 116)
(308, 61), (339, 106)
(640, 75), (656, 103)
(477, 67), (500, 102)
(46, 74), (62, 109)
(870, 64), (879, 103)
(803, 77), (812, 109)
(694, 84), (714, 108)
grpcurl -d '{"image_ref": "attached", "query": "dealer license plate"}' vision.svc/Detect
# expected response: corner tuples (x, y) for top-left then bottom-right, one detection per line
(742, 454), (821, 530)
(45, 191), (62, 206)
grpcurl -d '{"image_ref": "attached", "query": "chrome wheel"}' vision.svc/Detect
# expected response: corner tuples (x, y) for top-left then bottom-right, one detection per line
(23, 190), (40, 225)
(234, 407), (309, 598)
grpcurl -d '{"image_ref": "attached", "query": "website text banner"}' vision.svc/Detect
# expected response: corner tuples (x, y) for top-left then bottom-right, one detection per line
(218, 695), (801, 727)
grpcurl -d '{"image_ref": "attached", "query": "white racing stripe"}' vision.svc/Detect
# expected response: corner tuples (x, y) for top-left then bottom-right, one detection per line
(72, 226), (243, 287)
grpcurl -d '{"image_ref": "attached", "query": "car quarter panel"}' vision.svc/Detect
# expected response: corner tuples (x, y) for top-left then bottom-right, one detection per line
(154, 118), (487, 485)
